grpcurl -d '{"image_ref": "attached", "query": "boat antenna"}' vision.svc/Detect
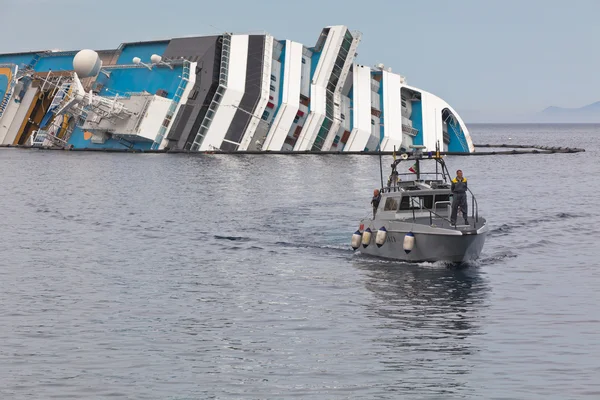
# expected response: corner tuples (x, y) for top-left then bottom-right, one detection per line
(378, 142), (384, 189)
(435, 141), (439, 178)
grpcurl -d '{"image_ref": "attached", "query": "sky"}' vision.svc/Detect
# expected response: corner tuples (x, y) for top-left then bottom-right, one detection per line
(2, 0), (599, 122)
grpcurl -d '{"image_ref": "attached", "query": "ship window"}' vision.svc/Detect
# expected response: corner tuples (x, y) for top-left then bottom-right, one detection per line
(383, 197), (399, 211)
(434, 194), (450, 203)
(400, 196), (412, 210)
(433, 194), (451, 210)
(270, 84), (276, 91)
(399, 195), (434, 210)
(270, 74), (277, 82)
(261, 110), (270, 120)
(302, 58), (306, 64)
(422, 195), (434, 209)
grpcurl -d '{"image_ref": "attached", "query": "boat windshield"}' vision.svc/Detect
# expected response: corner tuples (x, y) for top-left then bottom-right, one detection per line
(383, 197), (399, 211)
(396, 193), (451, 212)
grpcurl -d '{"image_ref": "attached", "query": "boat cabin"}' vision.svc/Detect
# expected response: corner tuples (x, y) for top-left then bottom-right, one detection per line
(376, 179), (455, 221)
(370, 150), (480, 227)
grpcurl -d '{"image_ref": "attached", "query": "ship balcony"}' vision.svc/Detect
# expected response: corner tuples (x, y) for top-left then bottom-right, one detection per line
(402, 124), (418, 137)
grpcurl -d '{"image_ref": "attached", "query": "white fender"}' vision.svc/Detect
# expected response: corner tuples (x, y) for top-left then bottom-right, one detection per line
(403, 231), (415, 254)
(375, 226), (387, 248)
(361, 228), (372, 248)
(351, 230), (362, 251)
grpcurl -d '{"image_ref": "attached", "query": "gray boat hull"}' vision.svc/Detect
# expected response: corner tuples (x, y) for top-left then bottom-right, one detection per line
(358, 226), (487, 263)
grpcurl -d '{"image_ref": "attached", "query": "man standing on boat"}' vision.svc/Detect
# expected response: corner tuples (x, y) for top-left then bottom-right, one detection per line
(371, 189), (381, 219)
(451, 170), (469, 225)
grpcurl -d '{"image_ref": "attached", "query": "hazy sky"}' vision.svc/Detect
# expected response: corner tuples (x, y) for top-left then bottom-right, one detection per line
(2, 0), (599, 122)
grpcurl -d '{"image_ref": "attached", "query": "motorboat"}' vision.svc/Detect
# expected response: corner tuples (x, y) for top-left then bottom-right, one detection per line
(352, 148), (488, 263)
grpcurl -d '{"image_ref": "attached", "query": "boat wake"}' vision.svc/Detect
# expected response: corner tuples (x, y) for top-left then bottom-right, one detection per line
(275, 241), (350, 254)
(477, 251), (518, 264)
(488, 212), (585, 237)
(213, 235), (252, 242)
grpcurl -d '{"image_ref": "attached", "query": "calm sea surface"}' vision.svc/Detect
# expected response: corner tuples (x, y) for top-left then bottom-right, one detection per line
(0, 124), (599, 399)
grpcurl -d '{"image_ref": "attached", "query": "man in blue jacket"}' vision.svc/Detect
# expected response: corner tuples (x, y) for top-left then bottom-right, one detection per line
(450, 170), (469, 225)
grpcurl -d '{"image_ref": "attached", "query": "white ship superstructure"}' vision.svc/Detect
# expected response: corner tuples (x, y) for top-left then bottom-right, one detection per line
(0, 25), (473, 152)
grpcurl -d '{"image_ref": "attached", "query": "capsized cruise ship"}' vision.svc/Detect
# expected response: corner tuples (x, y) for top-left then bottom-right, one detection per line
(0, 26), (474, 152)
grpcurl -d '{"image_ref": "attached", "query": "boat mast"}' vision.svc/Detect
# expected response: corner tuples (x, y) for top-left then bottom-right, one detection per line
(410, 144), (425, 181)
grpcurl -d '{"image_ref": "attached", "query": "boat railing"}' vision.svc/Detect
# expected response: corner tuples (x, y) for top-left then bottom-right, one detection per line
(434, 200), (452, 218)
(427, 201), (453, 226)
(381, 185), (398, 193)
(400, 195), (455, 227)
(403, 196), (479, 229)
(401, 201), (454, 228)
(467, 188), (479, 224)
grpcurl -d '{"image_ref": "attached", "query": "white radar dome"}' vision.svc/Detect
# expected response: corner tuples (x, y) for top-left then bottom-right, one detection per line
(73, 49), (102, 78)
(150, 54), (162, 64)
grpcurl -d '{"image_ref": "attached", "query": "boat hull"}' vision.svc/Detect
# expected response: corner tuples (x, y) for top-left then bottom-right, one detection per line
(358, 229), (487, 263)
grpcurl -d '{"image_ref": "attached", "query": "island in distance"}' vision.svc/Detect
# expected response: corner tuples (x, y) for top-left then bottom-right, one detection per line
(537, 101), (600, 123)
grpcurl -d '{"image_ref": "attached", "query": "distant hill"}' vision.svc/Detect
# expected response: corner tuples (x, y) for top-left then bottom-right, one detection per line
(538, 101), (600, 122)
(461, 102), (600, 124)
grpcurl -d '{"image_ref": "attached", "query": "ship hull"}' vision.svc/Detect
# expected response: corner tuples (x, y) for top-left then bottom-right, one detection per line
(358, 228), (487, 263)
